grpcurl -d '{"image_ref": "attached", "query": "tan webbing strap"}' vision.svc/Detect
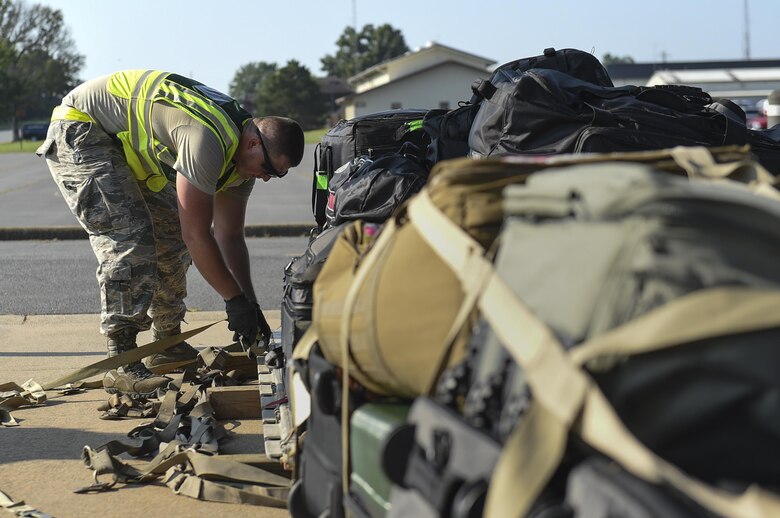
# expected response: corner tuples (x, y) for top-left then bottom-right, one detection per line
(216, 453), (282, 466)
(153, 387), (181, 428)
(291, 326), (318, 362)
(1, 380), (46, 410)
(337, 218), (399, 502)
(579, 385), (780, 517)
(411, 191), (590, 420)
(165, 468), (288, 507)
(479, 272), (780, 517)
(289, 326), (318, 432)
(670, 145), (780, 203)
(422, 269), (487, 396)
(479, 271), (589, 425)
(0, 488), (52, 517)
(174, 450), (290, 487)
(410, 191), (587, 515)
(1, 322), (222, 426)
(407, 191), (485, 278)
(572, 287), (780, 367)
(670, 146), (777, 185)
(481, 276), (780, 517)
(483, 401), (570, 517)
(82, 441), (290, 506)
(41, 320), (224, 390)
(407, 191), (495, 395)
(1, 381), (47, 427)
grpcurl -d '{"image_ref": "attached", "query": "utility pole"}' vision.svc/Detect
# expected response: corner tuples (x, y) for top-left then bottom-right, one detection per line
(744, 0), (751, 60)
(352, 0), (358, 76)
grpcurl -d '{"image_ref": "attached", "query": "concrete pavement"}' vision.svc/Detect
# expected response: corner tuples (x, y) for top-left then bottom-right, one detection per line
(0, 311), (290, 517)
(0, 143), (319, 240)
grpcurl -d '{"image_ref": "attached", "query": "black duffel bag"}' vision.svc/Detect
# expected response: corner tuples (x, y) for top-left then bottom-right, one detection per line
(313, 109), (430, 230)
(748, 124), (780, 175)
(424, 47), (614, 166)
(469, 68), (749, 158)
(328, 142), (429, 228)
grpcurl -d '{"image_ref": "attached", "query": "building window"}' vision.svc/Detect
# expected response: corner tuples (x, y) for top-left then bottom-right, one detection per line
(391, 102), (402, 109)
(439, 101), (450, 110)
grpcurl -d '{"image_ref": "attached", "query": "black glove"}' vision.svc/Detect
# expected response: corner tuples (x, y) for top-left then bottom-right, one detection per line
(225, 294), (258, 347)
(254, 303), (273, 343)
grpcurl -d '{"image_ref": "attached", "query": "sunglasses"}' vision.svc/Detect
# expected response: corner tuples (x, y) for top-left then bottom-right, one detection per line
(255, 127), (288, 178)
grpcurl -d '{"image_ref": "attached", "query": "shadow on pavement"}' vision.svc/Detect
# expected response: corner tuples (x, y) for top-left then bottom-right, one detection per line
(1, 426), (131, 462)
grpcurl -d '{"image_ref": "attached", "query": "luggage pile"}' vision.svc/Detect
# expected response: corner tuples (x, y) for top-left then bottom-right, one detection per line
(265, 48), (780, 518)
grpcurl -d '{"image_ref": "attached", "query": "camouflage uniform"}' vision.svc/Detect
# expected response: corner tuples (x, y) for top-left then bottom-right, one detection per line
(39, 120), (189, 336)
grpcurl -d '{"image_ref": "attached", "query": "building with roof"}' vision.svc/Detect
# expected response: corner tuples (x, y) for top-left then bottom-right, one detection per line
(607, 59), (780, 110)
(339, 42), (495, 119)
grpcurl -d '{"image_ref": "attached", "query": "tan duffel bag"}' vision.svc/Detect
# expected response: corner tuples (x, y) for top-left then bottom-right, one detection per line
(311, 156), (541, 397)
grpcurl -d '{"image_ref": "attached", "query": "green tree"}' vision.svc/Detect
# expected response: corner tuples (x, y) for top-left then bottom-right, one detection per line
(321, 23), (408, 79)
(255, 60), (328, 130)
(0, 0), (83, 139)
(602, 53), (635, 65)
(228, 61), (277, 114)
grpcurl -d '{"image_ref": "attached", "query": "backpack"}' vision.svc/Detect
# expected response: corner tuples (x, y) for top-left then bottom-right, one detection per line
(312, 109), (431, 230)
(422, 104), (479, 165)
(326, 142), (429, 229)
(280, 223), (349, 363)
(424, 47), (614, 167)
(470, 46), (613, 103)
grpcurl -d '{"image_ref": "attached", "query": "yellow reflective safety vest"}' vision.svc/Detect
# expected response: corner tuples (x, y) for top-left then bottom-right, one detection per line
(106, 70), (252, 192)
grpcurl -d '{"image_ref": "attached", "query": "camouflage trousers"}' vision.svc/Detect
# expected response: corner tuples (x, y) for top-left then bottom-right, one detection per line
(38, 119), (190, 337)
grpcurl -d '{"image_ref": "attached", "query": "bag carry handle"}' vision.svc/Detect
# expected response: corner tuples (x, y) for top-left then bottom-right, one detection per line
(471, 78), (497, 102)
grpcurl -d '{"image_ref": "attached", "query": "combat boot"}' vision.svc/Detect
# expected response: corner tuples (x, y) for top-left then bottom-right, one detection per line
(143, 325), (200, 374)
(103, 328), (171, 398)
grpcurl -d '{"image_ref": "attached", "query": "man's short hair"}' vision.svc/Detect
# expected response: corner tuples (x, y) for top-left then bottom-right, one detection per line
(256, 116), (305, 167)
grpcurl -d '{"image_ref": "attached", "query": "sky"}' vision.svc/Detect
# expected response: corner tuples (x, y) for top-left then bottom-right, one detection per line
(40, 0), (780, 96)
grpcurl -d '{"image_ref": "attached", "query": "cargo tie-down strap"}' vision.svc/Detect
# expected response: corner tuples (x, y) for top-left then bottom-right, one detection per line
(0, 320), (223, 426)
(408, 181), (780, 518)
(0, 488), (52, 518)
(0, 320), (290, 511)
(75, 369), (288, 508)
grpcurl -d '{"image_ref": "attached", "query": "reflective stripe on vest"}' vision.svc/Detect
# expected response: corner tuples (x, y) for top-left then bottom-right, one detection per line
(51, 105), (95, 123)
(106, 70), (244, 192)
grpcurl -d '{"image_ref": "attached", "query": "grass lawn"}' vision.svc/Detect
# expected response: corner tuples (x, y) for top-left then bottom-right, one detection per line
(304, 127), (329, 144)
(0, 140), (41, 153)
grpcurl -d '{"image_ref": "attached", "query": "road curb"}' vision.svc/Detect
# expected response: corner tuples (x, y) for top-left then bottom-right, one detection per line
(0, 224), (314, 241)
